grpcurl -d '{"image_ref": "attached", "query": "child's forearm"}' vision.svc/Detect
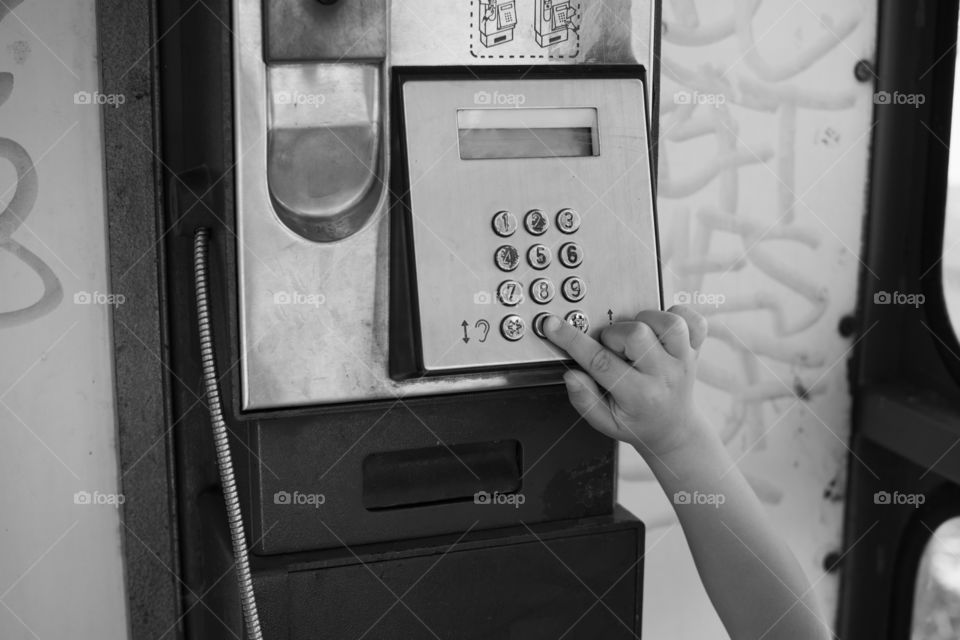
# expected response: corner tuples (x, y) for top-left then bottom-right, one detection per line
(637, 413), (830, 640)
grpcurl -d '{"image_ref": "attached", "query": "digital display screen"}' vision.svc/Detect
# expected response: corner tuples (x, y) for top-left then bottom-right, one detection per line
(457, 107), (599, 160)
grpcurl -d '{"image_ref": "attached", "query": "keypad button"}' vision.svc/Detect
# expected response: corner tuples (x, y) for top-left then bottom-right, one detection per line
(533, 312), (551, 338)
(559, 242), (583, 268)
(556, 208), (581, 234)
(524, 209), (549, 235)
(497, 280), (524, 307)
(565, 310), (589, 334)
(527, 244), (552, 270)
(492, 210), (518, 237)
(494, 245), (521, 272)
(501, 314), (526, 341)
(561, 276), (586, 302)
(529, 278), (555, 304)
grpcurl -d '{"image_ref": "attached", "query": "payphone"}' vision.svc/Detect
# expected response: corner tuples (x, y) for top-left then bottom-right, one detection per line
(167, 0), (662, 638)
(479, 0), (518, 47)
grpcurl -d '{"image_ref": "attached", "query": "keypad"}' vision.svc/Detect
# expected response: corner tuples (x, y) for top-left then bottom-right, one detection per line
(489, 207), (589, 342)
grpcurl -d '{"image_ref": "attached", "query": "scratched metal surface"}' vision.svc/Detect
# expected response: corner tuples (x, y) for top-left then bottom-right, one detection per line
(616, 1), (876, 637)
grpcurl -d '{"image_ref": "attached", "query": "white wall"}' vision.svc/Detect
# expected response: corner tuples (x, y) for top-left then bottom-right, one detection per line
(618, 1), (877, 637)
(0, 1), (128, 638)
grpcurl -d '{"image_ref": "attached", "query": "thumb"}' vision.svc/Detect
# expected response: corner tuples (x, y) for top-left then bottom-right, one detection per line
(563, 370), (620, 437)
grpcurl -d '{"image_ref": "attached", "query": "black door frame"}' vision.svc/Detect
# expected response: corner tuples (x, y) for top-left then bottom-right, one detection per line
(839, 1), (960, 637)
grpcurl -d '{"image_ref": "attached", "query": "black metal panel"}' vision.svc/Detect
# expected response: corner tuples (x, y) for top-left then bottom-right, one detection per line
(254, 509), (643, 640)
(838, 437), (960, 639)
(98, 0), (182, 637)
(248, 387), (615, 554)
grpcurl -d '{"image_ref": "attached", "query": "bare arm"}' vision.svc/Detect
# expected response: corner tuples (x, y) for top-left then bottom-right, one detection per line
(543, 308), (829, 640)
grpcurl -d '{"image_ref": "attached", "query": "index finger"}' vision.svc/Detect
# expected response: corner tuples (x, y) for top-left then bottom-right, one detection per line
(543, 315), (635, 391)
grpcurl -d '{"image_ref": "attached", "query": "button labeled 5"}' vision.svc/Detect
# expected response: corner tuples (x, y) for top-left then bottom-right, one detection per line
(527, 244), (552, 270)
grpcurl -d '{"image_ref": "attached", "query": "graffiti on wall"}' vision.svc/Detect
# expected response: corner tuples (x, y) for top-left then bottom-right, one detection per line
(0, 0), (62, 330)
(622, 0), (865, 520)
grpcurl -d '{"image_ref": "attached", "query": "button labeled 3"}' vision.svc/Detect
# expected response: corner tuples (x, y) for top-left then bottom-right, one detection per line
(556, 208), (581, 234)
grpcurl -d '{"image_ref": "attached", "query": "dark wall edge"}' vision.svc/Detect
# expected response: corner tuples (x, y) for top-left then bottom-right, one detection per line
(98, 0), (182, 637)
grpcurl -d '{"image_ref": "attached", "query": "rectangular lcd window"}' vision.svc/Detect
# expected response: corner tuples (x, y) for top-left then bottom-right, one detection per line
(457, 107), (599, 160)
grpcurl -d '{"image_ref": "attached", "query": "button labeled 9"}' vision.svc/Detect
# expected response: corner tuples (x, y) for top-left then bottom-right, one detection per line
(562, 276), (585, 302)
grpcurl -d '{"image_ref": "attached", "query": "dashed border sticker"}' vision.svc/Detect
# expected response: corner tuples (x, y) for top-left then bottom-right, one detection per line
(469, 1), (581, 60)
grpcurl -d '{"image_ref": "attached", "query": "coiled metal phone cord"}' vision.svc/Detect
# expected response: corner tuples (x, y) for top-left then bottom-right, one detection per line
(193, 228), (264, 640)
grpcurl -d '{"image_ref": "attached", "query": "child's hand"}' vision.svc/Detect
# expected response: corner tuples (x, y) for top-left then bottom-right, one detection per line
(548, 305), (831, 640)
(543, 305), (708, 457)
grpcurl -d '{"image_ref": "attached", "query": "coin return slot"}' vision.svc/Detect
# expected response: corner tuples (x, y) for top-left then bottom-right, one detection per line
(362, 441), (522, 510)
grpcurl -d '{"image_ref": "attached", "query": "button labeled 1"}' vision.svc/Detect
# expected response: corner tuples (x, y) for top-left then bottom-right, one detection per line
(492, 210), (518, 237)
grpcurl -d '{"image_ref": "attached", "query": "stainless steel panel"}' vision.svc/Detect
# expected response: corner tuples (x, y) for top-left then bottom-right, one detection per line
(267, 64), (385, 241)
(235, 0), (660, 409)
(402, 78), (659, 372)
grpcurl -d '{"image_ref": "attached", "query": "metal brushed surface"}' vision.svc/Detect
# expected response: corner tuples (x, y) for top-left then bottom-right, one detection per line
(403, 78), (659, 372)
(235, 0), (660, 409)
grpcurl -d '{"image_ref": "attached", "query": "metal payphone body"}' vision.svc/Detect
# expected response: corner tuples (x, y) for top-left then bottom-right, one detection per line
(171, 1), (662, 637)
(236, 0), (661, 409)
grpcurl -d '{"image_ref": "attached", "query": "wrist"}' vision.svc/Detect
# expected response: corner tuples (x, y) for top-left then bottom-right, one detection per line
(631, 409), (715, 466)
